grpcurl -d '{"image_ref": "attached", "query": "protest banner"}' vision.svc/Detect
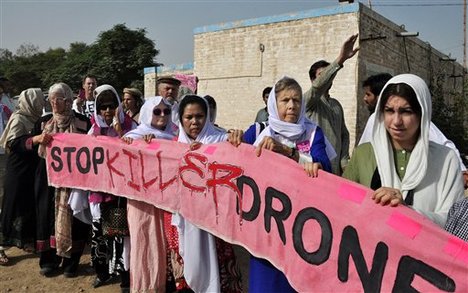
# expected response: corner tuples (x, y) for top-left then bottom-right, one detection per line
(47, 133), (468, 292)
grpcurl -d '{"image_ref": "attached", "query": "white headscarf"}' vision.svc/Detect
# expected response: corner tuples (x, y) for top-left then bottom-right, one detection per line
(253, 77), (336, 160)
(92, 84), (125, 129)
(177, 95), (227, 144)
(124, 96), (175, 140)
(371, 74), (431, 195)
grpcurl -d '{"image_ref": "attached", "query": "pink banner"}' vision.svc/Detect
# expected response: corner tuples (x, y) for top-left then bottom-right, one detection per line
(47, 133), (468, 292)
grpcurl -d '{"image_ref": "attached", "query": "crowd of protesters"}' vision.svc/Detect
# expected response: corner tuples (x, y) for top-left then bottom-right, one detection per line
(0, 34), (467, 293)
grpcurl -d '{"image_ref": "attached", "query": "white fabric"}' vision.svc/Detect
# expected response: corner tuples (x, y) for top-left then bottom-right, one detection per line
(68, 189), (92, 224)
(253, 78), (336, 160)
(360, 114), (466, 171)
(371, 74), (431, 195)
(174, 95), (223, 292)
(124, 96), (176, 140)
(370, 74), (464, 226)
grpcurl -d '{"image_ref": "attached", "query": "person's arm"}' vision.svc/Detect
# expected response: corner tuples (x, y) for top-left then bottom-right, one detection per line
(310, 127), (331, 173)
(305, 63), (342, 112)
(412, 150), (464, 227)
(243, 123), (258, 145)
(305, 34), (359, 112)
(339, 106), (350, 173)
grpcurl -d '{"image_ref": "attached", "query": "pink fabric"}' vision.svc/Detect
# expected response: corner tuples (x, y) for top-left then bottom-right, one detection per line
(174, 73), (197, 93)
(127, 199), (167, 292)
(47, 133), (468, 292)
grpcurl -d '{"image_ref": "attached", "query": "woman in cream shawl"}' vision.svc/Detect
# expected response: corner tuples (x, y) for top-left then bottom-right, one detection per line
(35, 83), (91, 277)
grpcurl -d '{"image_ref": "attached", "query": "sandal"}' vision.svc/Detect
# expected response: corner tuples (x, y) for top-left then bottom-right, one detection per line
(0, 250), (8, 265)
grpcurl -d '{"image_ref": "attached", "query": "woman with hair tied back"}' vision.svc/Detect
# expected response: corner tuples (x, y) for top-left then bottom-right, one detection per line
(343, 74), (464, 226)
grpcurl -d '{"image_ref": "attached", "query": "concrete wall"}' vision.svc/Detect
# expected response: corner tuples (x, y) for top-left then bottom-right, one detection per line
(357, 4), (465, 140)
(193, 4), (360, 148)
(144, 2), (465, 153)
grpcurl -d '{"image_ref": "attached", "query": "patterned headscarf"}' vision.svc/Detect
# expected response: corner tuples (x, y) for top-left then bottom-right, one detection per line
(0, 88), (44, 150)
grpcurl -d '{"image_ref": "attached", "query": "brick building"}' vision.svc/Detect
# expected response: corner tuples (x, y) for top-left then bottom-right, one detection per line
(145, 2), (465, 153)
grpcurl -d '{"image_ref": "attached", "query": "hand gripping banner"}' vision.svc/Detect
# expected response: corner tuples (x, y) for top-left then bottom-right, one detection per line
(46, 133), (468, 292)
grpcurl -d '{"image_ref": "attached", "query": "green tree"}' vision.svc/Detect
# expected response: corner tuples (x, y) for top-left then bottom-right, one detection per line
(90, 24), (158, 92)
(0, 24), (159, 94)
(430, 74), (467, 155)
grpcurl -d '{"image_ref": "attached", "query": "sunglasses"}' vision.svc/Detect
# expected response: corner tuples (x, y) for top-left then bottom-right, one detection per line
(153, 108), (171, 116)
(97, 103), (118, 111)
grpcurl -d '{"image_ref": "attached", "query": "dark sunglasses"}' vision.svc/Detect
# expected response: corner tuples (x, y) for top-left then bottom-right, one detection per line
(153, 108), (171, 116)
(98, 103), (118, 111)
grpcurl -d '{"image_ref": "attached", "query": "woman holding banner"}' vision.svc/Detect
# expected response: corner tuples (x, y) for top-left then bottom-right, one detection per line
(343, 74), (464, 227)
(87, 85), (136, 291)
(34, 83), (91, 277)
(0, 88), (45, 265)
(121, 96), (175, 292)
(244, 77), (332, 293)
(169, 94), (243, 292)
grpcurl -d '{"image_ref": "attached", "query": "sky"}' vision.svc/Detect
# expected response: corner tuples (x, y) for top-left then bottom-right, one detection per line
(0, 0), (465, 67)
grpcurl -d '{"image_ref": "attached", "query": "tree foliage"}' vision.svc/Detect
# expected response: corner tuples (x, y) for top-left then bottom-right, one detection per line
(430, 73), (468, 155)
(0, 24), (158, 95)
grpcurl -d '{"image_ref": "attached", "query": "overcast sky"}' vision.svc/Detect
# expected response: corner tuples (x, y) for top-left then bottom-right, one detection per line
(0, 0), (465, 67)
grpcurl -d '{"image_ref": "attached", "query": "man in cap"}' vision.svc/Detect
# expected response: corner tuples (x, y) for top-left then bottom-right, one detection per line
(156, 76), (181, 105)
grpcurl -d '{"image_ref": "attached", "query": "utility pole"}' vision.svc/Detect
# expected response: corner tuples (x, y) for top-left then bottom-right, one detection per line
(368, 0), (372, 10)
(464, 0), (467, 72)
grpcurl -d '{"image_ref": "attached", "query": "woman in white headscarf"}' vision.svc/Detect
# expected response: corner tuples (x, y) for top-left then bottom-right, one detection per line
(344, 74), (464, 227)
(87, 85), (136, 291)
(246, 77), (332, 293)
(122, 96), (175, 292)
(0, 88), (47, 265)
(168, 94), (243, 292)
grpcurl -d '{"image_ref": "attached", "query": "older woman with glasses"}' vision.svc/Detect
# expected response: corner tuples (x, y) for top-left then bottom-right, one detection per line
(34, 83), (91, 277)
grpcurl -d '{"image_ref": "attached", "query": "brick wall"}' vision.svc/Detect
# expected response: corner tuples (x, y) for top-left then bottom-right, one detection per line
(145, 3), (465, 155)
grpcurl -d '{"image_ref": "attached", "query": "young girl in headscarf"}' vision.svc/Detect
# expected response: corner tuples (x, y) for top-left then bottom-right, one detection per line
(344, 74), (464, 226)
(121, 96), (175, 292)
(88, 85), (136, 291)
(0, 88), (46, 264)
(168, 95), (243, 292)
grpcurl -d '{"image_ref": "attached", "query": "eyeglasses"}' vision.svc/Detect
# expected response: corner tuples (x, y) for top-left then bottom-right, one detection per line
(153, 108), (171, 116)
(97, 103), (118, 111)
(49, 96), (66, 103)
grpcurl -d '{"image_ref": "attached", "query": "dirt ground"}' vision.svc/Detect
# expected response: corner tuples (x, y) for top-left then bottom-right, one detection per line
(0, 246), (250, 293)
(0, 247), (120, 293)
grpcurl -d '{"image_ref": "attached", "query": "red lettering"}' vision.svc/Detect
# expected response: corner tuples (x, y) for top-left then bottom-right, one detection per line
(122, 149), (141, 192)
(207, 162), (243, 217)
(157, 151), (178, 191)
(106, 149), (124, 188)
(140, 150), (158, 191)
(179, 152), (208, 193)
